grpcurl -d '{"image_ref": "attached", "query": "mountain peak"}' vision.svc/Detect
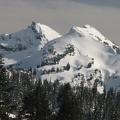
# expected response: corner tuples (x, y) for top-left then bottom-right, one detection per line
(69, 24), (100, 36)
(0, 21), (61, 55)
(83, 24), (92, 28)
(31, 21), (36, 26)
(68, 24), (120, 54)
(69, 24), (97, 37)
(30, 21), (42, 34)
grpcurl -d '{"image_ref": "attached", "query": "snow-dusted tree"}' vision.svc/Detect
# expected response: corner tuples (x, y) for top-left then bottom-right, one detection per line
(66, 62), (70, 71)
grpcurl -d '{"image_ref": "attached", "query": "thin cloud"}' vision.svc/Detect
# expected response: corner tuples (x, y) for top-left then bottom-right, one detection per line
(11, 0), (120, 8)
(70, 0), (120, 8)
(7, 0), (120, 8)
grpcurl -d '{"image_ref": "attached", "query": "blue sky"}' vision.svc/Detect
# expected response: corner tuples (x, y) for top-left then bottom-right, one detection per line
(0, 0), (120, 45)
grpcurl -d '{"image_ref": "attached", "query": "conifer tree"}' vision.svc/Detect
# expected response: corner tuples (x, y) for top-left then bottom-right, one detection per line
(57, 83), (74, 120)
(66, 62), (70, 71)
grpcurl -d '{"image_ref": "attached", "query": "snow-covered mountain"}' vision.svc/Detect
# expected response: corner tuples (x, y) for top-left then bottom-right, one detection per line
(0, 21), (61, 65)
(1, 23), (120, 92)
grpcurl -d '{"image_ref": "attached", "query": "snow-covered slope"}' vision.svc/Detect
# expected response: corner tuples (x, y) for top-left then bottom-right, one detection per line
(70, 25), (120, 54)
(1, 23), (120, 92)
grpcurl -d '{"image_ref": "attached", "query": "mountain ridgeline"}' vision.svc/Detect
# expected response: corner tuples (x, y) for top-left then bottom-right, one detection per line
(1, 22), (120, 92)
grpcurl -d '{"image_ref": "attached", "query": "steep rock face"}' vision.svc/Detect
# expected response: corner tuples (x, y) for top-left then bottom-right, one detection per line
(1, 23), (120, 92)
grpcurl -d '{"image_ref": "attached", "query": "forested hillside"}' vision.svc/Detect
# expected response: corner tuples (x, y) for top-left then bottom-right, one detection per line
(0, 54), (120, 120)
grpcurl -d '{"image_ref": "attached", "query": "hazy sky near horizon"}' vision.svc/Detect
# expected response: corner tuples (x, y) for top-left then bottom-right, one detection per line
(0, 0), (120, 45)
